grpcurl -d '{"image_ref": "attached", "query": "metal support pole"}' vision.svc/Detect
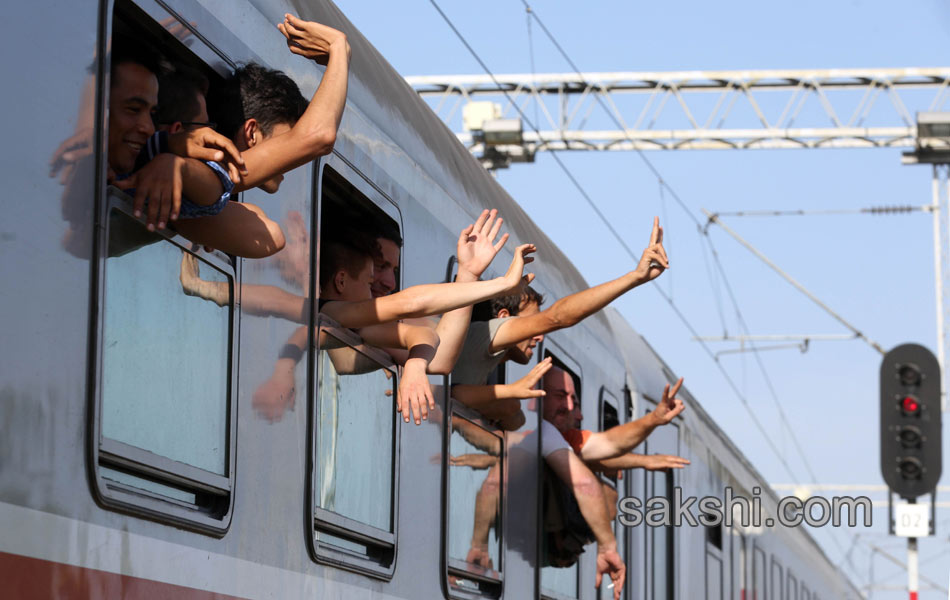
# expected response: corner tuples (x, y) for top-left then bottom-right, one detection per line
(907, 537), (918, 600)
(932, 165), (947, 412)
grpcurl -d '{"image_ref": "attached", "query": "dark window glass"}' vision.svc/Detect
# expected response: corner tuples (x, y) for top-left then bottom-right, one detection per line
(102, 211), (231, 476)
(446, 413), (504, 596)
(96, 202), (235, 531)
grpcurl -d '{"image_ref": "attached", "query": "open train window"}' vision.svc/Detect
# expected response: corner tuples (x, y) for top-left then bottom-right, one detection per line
(598, 388), (621, 486)
(540, 348), (582, 600)
(444, 406), (505, 599)
(91, 0), (238, 534)
(309, 161), (403, 578)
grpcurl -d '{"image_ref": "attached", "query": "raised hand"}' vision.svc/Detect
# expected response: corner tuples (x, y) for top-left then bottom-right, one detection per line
(634, 216), (669, 282)
(457, 209), (509, 280)
(277, 14), (350, 65)
(651, 377), (685, 425)
(508, 357), (553, 399)
(168, 127), (246, 183)
(502, 243), (537, 293)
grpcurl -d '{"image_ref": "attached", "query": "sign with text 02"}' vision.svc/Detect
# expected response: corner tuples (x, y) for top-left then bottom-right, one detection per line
(879, 343), (942, 500)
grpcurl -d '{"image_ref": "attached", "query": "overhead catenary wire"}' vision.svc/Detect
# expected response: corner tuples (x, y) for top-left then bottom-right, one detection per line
(427, 0), (877, 584)
(425, 0), (806, 485)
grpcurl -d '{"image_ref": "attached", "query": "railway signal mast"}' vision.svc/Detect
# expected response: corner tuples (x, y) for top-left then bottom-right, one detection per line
(880, 344), (942, 600)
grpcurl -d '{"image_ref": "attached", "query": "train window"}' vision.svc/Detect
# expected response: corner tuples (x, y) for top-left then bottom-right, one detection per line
(91, 1), (238, 534)
(800, 584), (810, 600)
(787, 573), (798, 600)
(596, 387), (621, 600)
(753, 547), (766, 599)
(540, 349), (583, 600)
(771, 558), (784, 600)
(643, 394), (677, 600)
(311, 319), (399, 576)
(310, 162), (402, 578)
(445, 408), (505, 599)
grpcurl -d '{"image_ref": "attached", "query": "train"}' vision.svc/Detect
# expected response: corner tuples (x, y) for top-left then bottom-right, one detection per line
(0, 0), (864, 598)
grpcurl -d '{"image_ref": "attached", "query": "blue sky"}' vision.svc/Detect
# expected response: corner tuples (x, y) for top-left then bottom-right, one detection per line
(335, 0), (950, 595)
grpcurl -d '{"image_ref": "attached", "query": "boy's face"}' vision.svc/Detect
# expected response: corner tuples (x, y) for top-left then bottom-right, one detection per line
(371, 238), (400, 297)
(338, 256), (375, 302)
(108, 62), (158, 174)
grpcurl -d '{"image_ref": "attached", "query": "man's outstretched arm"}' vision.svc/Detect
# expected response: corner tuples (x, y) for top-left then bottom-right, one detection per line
(489, 217), (668, 353)
(322, 244), (535, 329)
(578, 378), (685, 462)
(546, 448), (626, 599)
(233, 15), (350, 192)
(587, 453), (691, 473)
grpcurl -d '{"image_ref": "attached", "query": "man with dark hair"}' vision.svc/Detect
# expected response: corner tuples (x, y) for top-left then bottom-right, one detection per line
(205, 14), (350, 196)
(107, 36), (237, 235)
(155, 65), (211, 133)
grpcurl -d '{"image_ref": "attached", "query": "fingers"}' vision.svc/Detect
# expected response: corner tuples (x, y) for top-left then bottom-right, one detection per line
(650, 216), (659, 245)
(206, 131), (245, 172)
(487, 212), (503, 242)
(459, 223), (475, 243)
(669, 377), (684, 399)
(472, 209), (490, 235)
(493, 232), (510, 253)
(170, 172), (182, 222)
(595, 570), (602, 589)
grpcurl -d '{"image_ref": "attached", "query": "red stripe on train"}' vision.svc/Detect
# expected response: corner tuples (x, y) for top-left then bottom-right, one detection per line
(0, 551), (248, 600)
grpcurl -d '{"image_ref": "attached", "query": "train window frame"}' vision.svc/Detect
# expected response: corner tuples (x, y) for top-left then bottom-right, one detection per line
(91, 189), (238, 534)
(89, 0), (244, 535)
(442, 402), (506, 600)
(539, 345), (582, 600)
(308, 159), (403, 579)
(309, 315), (401, 578)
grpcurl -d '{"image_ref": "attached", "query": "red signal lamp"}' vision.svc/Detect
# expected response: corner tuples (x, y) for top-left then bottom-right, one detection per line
(901, 396), (921, 415)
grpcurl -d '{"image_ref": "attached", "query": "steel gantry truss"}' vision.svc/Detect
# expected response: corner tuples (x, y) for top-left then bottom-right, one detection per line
(406, 68), (950, 157)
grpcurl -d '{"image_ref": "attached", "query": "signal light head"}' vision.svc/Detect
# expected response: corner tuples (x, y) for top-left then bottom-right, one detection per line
(898, 364), (922, 387)
(898, 426), (922, 448)
(899, 457), (923, 480)
(901, 395), (921, 416)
